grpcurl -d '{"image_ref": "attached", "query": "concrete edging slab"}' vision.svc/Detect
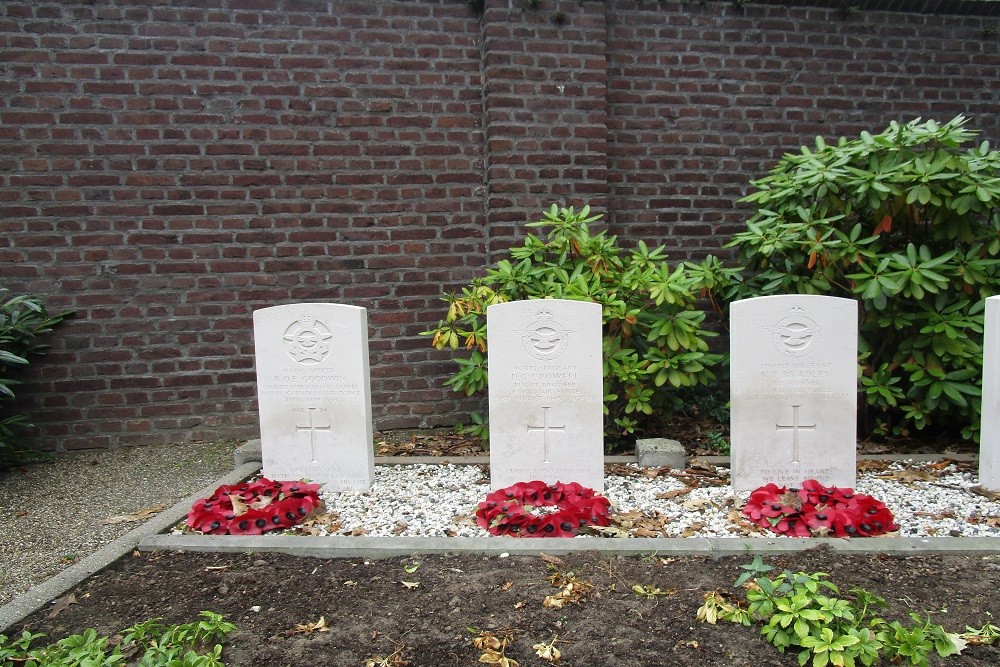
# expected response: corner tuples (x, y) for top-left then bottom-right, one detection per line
(138, 533), (1000, 559)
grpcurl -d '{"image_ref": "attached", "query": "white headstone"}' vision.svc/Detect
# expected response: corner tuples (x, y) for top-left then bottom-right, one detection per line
(730, 294), (858, 493)
(487, 299), (604, 491)
(980, 295), (1000, 490)
(253, 303), (374, 491)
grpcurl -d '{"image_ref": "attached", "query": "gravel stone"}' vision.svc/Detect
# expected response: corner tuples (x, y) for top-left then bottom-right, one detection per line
(0, 440), (241, 607)
(303, 460), (1000, 540)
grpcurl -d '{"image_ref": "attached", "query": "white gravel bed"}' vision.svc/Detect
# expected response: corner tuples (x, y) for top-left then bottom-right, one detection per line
(297, 460), (1000, 539)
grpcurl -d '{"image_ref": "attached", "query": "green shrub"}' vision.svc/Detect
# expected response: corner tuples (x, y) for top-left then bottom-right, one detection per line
(0, 289), (72, 467)
(424, 204), (735, 449)
(698, 556), (968, 667)
(726, 116), (1000, 441)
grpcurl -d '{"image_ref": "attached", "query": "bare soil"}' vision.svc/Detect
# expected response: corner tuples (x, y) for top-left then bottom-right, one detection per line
(10, 549), (1000, 666)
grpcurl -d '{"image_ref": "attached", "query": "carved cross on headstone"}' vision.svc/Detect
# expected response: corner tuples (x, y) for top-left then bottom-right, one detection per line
(296, 407), (333, 463)
(775, 404), (816, 464)
(527, 406), (566, 464)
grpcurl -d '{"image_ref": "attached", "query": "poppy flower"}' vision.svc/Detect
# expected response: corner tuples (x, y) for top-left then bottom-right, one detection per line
(186, 508), (229, 535)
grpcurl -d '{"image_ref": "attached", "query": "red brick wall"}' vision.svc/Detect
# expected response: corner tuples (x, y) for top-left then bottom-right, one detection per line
(606, 0), (1000, 258)
(1, 0), (997, 450)
(481, 0), (608, 255)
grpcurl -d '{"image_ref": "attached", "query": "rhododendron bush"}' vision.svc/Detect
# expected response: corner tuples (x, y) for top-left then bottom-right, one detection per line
(743, 479), (898, 537)
(186, 478), (321, 535)
(476, 481), (611, 537)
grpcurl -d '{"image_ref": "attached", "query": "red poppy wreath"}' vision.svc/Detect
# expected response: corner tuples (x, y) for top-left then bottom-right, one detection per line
(476, 481), (611, 537)
(186, 478), (322, 536)
(743, 479), (898, 538)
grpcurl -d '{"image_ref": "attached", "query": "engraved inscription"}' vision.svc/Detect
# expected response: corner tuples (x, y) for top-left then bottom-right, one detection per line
(260, 369), (361, 403)
(516, 309), (572, 361)
(283, 314), (333, 364)
(775, 405), (816, 464)
(507, 364), (586, 401)
(757, 467), (836, 487)
(294, 406), (332, 463)
(769, 306), (820, 358)
(527, 406), (565, 464)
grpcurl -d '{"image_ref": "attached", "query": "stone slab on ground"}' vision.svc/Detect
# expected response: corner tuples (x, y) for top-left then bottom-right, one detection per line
(635, 437), (686, 468)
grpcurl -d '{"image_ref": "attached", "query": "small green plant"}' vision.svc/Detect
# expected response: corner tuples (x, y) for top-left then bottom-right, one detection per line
(0, 611), (235, 667)
(704, 430), (730, 455)
(698, 557), (967, 667)
(454, 410), (489, 446)
(726, 116), (1000, 442)
(0, 288), (72, 468)
(424, 204), (735, 449)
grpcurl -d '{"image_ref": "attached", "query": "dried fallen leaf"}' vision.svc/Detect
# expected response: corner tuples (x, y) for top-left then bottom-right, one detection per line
(970, 486), (1000, 502)
(633, 527), (662, 538)
(542, 595), (566, 609)
(857, 459), (892, 472)
(655, 488), (691, 500)
(682, 498), (717, 511)
(293, 510), (341, 536)
(532, 637), (562, 663)
(539, 553), (565, 567)
(680, 522), (705, 538)
(543, 579), (593, 608)
(876, 469), (937, 485)
(582, 524), (632, 538)
(472, 631), (518, 667)
(48, 593), (77, 619)
(293, 616), (330, 634)
(227, 493), (250, 516)
(400, 581), (420, 589)
(364, 643), (410, 667)
(102, 504), (167, 525)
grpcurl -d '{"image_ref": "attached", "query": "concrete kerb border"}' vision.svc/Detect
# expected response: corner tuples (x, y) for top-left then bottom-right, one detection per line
(0, 443), (991, 635)
(139, 534), (1000, 559)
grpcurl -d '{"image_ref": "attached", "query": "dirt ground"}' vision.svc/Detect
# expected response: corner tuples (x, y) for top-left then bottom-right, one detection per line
(9, 549), (1000, 666)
